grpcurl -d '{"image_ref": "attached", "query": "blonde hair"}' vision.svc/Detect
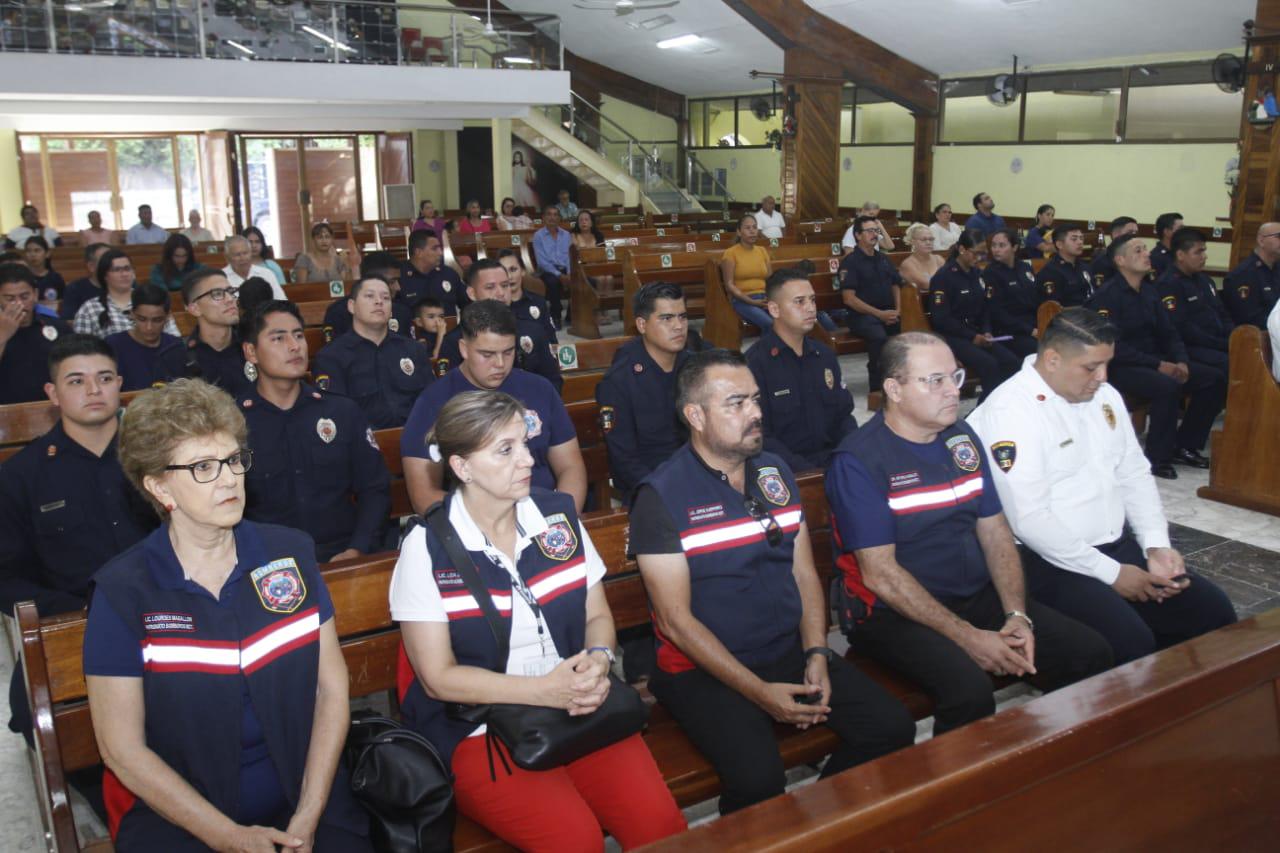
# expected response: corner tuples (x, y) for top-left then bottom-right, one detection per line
(904, 222), (933, 246)
(118, 379), (247, 515)
(426, 391), (526, 488)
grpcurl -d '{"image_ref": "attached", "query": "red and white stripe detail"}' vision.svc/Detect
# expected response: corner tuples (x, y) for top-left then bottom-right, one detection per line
(140, 607), (320, 675)
(887, 473), (983, 516)
(525, 556), (587, 604)
(440, 589), (513, 620)
(681, 505), (803, 556)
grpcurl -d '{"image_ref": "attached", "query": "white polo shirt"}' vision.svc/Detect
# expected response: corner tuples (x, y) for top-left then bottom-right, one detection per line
(223, 263), (286, 300)
(753, 208), (786, 239)
(968, 356), (1171, 585)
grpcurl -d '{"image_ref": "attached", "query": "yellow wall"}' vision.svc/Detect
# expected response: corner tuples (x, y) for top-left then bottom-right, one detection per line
(0, 132), (23, 233)
(693, 148), (780, 204)
(840, 147), (914, 211)
(599, 95), (676, 142)
(413, 130), (454, 212)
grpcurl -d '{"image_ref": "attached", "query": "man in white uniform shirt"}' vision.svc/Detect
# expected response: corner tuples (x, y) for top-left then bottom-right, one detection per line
(969, 308), (1236, 664)
(753, 196), (786, 240)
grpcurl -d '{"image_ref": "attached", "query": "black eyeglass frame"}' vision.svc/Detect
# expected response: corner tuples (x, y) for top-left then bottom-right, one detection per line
(164, 449), (254, 483)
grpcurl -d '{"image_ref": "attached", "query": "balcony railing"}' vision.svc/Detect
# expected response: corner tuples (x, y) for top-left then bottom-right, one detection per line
(0, 0), (562, 69)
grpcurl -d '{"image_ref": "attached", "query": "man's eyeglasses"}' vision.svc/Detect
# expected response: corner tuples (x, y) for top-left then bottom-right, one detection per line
(907, 368), (966, 393)
(744, 496), (783, 547)
(165, 449), (253, 483)
(192, 286), (240, 304)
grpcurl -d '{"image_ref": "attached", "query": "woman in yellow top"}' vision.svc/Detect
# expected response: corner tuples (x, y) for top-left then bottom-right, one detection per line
(719, 214), (775, 330)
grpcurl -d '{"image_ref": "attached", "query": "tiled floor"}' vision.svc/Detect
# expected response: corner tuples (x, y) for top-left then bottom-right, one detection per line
(1, 321), (1276, 850)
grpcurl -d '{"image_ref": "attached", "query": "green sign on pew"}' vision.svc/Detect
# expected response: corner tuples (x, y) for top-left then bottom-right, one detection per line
(555, 343), (579, 370)
(329, 280), (344, 297)
(661, 254), (672, 268)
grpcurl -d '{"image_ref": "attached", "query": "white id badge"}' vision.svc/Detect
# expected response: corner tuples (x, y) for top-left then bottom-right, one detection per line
(522, 653), (562, 677)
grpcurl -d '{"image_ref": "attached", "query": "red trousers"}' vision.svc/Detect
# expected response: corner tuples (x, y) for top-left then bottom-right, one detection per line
(451, 732), (686, 852)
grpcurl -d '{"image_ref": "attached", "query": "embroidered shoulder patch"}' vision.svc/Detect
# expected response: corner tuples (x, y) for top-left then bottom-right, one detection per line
(251, 558), (307, 614)
(946, 435), (981, 473)
(756, 466), (791, 506)
(535, 513), (578, 560)
(990, 440), (1017, 472)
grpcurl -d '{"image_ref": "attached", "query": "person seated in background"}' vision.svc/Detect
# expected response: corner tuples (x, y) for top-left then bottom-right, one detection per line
(60, 243), (111, 321)
(596, 282), (706, 503)
(324, 250), (412, 343)
(1148, 212), (1183, 278)
(982, 229), (1040, 358)
(826, 332), (1112, 737)
(235, 277), (278, 333)
(124, 204), (168, 245)
(455, 199), (492, 236)
(86, 379), (371, 852)
(0, 264), (71, 404)
(532, 204), (572, 325)
(633, 349), (915, 816)
(929, 230), (1020, 400)
(223, 235), (284, 299)
(1223, 221), (1280, 328)
(412, 199), (446, 236)
(392, 391), (686, 851)
(106, 283), (183, 391)
(495, 196), (533, 231)
(412, 296), (446, 359)
(840, 201), (895, 254)
(312, 275), (432, 429)
(929, 202), (963, 251)
(1023, 204), (1056, 256)
(897, 223), (945, 297)
(6, 203), (61, 249)
(293, 222), (350, 284)
(753, 195), (786, 240)
(401, 300), (585, 515)
(179, 209), (214, 243)
(1086, 235), (1225, 479)
(720, 213), (774, 330)
(839, 215), (902, 391)
(400, 229), (463, 314)
(24, 235), (64, 302)
(1156, 228), (1232, 373)
(1034, 223), (1095, 307)
(571, 209), (605, 253)
(556, 188), (579, 221)
(80, 210), (115, 246)
(966, 192), (1006, 237)
(1, 334), (156, 741)
(497, 248), (557, 342)
(149, 233), (204, 292)
(746, 268), (857, 472)
(238, 300), (390, 562)
(434, 258), (561, 390)
(1089, 216), (1139, 288)
(160, 268), (252, 395)
(242, 226), (286, 287)
(74, 248), (182, 340)
(970, 308), (1237, 666)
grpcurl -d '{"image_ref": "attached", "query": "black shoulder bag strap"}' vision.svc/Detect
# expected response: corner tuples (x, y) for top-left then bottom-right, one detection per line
(424, 500), (509, 667)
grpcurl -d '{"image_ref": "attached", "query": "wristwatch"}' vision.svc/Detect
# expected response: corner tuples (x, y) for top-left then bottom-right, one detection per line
(1004, 610), (1035, 632)
(586, 645), (616, 664)
(804, 646), (835, 662)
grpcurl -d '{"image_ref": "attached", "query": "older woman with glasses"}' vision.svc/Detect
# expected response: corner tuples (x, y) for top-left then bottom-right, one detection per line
(83, 379), (371, 852)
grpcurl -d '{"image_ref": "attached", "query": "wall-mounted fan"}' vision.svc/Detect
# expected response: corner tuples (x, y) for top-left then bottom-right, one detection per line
(1213, 53), (1246, 93)
(572, 1), (680, 14)
(750, 96), (773, 121)
(988, 57), (1021, 107)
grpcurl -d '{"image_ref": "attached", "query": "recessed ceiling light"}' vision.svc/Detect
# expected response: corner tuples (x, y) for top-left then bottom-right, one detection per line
(657, 34), (701, 49)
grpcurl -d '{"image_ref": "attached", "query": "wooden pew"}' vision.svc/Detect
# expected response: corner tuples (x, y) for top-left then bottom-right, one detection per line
(620, 249), (720, 337)
(1198, 325), (1280, 517)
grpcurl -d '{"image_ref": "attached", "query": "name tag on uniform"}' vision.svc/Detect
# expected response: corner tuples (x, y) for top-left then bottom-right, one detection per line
(39, 500), (66, 513)
(1188, 295), (1198, 302)
(774, 389), (791, 397)
(522, 652), (562, 677)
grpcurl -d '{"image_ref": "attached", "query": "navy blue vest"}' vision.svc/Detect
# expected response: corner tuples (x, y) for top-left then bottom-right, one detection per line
(398, 489), (590, 766)
(641, 445), (803, 673)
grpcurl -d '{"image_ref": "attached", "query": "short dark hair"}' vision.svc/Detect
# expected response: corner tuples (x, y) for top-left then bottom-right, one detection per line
(948, 228), (986, 261)
(1170, 228), (1206, 256)
(237, 277), (277, 324)
(1108, 216), (1138, 235)
(360, 250), (399, 279)
(83, 242), (109, 263)
(350, 276), (390, 300)
(413, 295), (443, 314)
(407, 229), (438, 256)
(310, 221), (333, 239)
(674, 348), (748, 425)
(460, 299), (517, 340)
(853, 215), (878, 235)
(972, 192), (987, 210)
(131, 282), (170, 311)
(48, 333), (115, 376)
(466, 257), (506, 288)
(1051, 223), (1083, 246)
(0, 261), (36, 289)
(1040, 307), (1119, 354)
(137, 204), (151, 212)
(1155, 212), (1183, 238)
(882, 331), (947, 389)
(1107, 233), (1142, 260)
(1036, 204), (1055, 217)
(991, 228), (1021, 248)
(496, 248), (520, 263)
(180, 267), (227, 305)
(634, 281), (684, 319)
(764, 267), (810, 302)
(245, 299), (302, 344)
(933, 202), (951, 215)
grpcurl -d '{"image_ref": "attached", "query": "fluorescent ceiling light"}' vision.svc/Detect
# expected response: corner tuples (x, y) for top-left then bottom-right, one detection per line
(300, 25), (356, 53)
(657, 34), (700, 49)
(225, 39), (255, 56)
(504, 56), (535, 64)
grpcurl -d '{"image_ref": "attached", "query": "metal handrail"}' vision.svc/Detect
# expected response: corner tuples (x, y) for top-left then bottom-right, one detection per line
(686, 151), (734, 211)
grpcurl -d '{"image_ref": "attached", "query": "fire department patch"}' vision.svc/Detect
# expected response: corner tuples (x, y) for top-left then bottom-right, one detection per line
(990, 440), (1017, 473)
(946, 435), (980, 473)
(251, 559), (307, 614)
(1043, 282), (1056, 295)
(933, 291), (945, 305)
(434, 358), (449, 377)
(756, 466), (791, 506)
(1161, 295), (1177, 311)
(1096, 308), (1110, 318)
(316, 418), (337, 444)
(1237, 285), (1249, 300)
(1102, 403), (1117, 430)
(824, 368), (835, 389)
(524, 408), (543, 438)
(598, 405), (615, 433)
(536, 513), (578, 560)
(315, 374), (331, 391)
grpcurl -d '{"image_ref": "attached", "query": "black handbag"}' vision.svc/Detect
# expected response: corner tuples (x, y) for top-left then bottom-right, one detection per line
(425, 503), (649, 773)
(345, 714), (456, 853)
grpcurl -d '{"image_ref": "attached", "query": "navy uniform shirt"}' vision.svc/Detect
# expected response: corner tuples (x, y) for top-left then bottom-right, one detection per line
(59, 277), (99, 321)
(399, 262), (465, 314)
(0, 315), (68, 404)
(157, 331), (253, 396)
(982, 259), (1039, 336)
(311, 329), (432, 430)
(106, 331), (185, 391)
(595, 337), (692, 500)
(838, 248), (902, 311)
(1087, 277), (1188, 369)
(0, 422), (156, 615)
(321, 297), (414, 345)
(1155, 267), (1233, 352)
(1222, 251), (1280, 328)
(238, 384), (390, 561)
(929, 262), (989, 340)
(512, 291), (557, 342)
(1034, 255), (1094, 307)
(1149, 242), (1173, 277)
(34, 270), (66, 303)
(435, 322), (563, 393)
(745, 329), (856, 473)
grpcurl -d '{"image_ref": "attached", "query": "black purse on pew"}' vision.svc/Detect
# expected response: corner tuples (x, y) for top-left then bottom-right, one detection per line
(426, 504), (649, 773)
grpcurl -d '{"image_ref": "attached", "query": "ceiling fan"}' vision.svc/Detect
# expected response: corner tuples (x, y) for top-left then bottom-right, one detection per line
(572, 0), (681, 15)
(470, 0), (536, 37)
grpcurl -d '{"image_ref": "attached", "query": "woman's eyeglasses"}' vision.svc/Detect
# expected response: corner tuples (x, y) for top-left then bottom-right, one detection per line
(744, 496), (783, 547)
(165, 449), (254, 483)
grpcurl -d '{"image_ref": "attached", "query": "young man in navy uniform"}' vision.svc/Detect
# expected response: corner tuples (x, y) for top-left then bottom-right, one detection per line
(321, 251), (413, 344)
(160, 268), (252, 395)
(1089, 217), (1139, 289)
(434, 258), (561, 390)
(632, 349), (914, 815)
(239, 300), (390, 562)
(399, 229), (464, 313)
(1222, 221), (1280, 328)
(401, 299), (585, 515)
(1087, 235), (1226, 479)
(839, 216), (903, 391)
(970, 309), (1236, 665)
(497, 248), (557, 342)
(0, 263), (70, 404)
(746, 268), (856, 472)
(312, 276), (433, 429)
(1148, 212), (1183, 278)
(596, 282), (704, 503)
(1156, 228), (1232, 373)
(1034, 223), (1094, 307)
(1, 334), (155, 739)
(826, 332), (1112, 736)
